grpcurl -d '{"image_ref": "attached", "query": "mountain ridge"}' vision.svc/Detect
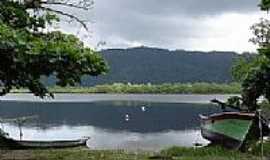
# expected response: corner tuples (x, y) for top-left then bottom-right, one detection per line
(76, 47), (244, 86)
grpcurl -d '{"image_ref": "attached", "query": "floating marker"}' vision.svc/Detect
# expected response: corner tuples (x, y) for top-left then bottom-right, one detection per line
(125, 114), (130, 121)
(141, 106), (146, 112)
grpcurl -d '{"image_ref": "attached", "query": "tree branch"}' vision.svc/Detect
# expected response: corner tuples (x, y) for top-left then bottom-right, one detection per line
(40, 1), (93, 10)
(39, 6), (89, 31)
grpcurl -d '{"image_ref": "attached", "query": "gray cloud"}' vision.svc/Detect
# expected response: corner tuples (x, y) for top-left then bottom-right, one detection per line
(51, 0), (262, 51)
(93, 0), (258, 18)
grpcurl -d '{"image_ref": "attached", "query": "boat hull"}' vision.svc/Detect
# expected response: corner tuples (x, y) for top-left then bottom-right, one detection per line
(201, 125), (243, 149)
(0, 136), (89, 149)
(200, 112), (256, 149)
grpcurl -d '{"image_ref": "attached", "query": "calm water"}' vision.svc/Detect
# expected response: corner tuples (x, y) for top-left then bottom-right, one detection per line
(0, 94), (227, 151)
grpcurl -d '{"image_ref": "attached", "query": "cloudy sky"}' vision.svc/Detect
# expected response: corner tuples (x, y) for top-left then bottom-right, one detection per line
(56, 0), (267, 53)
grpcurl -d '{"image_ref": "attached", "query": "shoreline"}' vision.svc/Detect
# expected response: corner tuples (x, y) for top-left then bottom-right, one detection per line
(0, 93), (238, 104)
(0, 146), (263, 160)
(11, 82), (242, 95)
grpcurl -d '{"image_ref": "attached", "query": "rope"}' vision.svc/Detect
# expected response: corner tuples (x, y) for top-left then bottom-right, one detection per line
(258, 109), (264, 160)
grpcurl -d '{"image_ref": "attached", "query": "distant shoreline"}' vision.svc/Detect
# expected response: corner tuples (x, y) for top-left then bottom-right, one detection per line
(0, 93), (238, 104)
(11, 82), (241, 95)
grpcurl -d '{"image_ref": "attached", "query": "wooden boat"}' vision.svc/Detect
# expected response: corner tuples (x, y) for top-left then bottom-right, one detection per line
(0, 116), (90, 149)
(199, 112), (257, 149)
(0, 136), (90, 149)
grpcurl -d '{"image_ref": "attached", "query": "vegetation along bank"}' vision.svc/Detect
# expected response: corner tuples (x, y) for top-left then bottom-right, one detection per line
(11, 82), (241, 94)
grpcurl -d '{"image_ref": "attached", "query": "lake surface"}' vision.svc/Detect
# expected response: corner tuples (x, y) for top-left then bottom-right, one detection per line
(0, 94), (230, 151)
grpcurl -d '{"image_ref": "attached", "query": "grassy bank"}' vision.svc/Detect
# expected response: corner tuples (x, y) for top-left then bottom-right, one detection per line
(0, 149), (151, 160)
(1, 144), (267, 160)
(160, 146), (259, 160)
(12, 82), (241, 94)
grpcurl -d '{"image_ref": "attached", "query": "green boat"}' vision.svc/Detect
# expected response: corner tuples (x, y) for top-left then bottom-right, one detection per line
(200, 112), (257, 149)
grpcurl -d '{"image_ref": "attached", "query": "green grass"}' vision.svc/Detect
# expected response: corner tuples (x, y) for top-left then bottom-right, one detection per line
(11, 82), (241, 94)
(1, 149), (151, 160)
(1, 144), (269, 160)
(33, 149), (151, 160)
(160, 146), (259, 160)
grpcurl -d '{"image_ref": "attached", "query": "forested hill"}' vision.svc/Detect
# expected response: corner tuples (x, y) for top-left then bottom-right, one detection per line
(77, 47), (241, 86)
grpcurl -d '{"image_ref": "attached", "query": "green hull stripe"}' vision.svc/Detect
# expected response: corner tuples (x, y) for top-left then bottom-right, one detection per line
(203, 119), (253, 141)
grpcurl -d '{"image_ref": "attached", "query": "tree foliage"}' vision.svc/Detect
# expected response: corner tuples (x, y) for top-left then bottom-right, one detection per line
(231, 1), (270, 111)
(0, 0), (108, 98)
(260, 0), (270, 11)
(231, 53), (258, 82)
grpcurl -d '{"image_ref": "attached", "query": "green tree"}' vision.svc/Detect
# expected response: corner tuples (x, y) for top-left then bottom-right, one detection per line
(231, 0), (270, 111)
(0, 0), (108, 98)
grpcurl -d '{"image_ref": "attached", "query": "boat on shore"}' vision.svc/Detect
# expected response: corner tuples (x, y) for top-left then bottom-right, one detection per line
(0, 115), (89, 149)
(200, 112), (256, 149)
(199, 98), (270, 150)
(0, 136), (89, 149)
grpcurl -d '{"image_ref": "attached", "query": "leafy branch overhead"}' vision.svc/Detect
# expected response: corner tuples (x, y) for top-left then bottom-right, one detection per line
(260, 0), (270, 11)
(229, 0), (270, 111)
(0, 0), (108, 98)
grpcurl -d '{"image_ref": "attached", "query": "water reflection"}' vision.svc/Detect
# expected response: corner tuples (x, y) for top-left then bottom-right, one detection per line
(0, 100), (219, 150)
(2, 125), (209, 151)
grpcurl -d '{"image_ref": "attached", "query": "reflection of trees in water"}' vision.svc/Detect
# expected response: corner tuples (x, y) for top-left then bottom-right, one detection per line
(110, 101), (153, 107)
(0, 101), (220, 133)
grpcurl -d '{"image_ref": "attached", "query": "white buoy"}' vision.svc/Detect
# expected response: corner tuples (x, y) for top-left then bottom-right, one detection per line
(125, 114), (130, 121)
(141, 106), (146, 112)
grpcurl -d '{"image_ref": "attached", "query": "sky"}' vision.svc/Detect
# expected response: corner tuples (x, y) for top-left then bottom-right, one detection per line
(53, 0), (268, 53)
